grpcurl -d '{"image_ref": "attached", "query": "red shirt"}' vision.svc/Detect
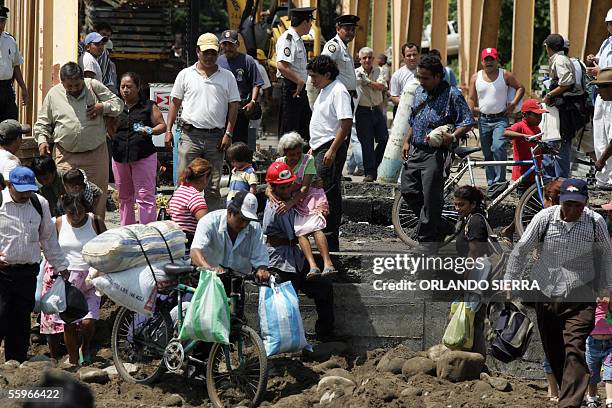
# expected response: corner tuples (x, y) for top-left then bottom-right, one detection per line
(168, 183), (207, 235)
(507, 119), (541, 182)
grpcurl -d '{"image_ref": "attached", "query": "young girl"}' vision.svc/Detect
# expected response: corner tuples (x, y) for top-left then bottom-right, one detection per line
(40, 192), (106, 366)
(269, 132), (336, 279)
(585, 296), (612, 408)
(452, 185), (490, 357)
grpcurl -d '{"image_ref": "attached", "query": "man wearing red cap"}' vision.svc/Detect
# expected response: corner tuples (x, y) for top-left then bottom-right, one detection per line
(468, 47), (525, 187)
(262, 162), (336, 341)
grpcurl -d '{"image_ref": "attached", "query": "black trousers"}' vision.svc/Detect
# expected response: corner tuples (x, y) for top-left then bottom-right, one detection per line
(313, 139), (348, 252)
(536, 298), (595, 408)
(233, 111), (250, 147)
(355, 106), (388, 178)
(272, 267), (334, 337)
(0, 81), (18, 122)
(0, 264), (39, 363)
(400, 145), (448, 244)
(279, 78), (311, 142)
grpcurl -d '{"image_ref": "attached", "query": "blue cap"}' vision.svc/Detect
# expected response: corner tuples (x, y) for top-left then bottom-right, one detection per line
(559, 178), (588, 203)
(84, 32), (107, 45)
(9, 166), (38, 192)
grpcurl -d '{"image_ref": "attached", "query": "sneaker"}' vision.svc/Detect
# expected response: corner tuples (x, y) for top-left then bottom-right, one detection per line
(605, 402), (612, 408)
(586, 397), (600, 408)
(353, 169), (364, 176)
(363, 175), (375, 182)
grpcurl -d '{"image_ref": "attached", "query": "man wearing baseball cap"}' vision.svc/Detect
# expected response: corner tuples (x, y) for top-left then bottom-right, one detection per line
(166, 32), (241, 211)
(0, 6), (28, 121)
(191, 190), (269, 282)
(468, 47), (525, 187)
(78, 32), (107, 82)
(217, 29), (264, 148)
(505, 178), (612, 408)
(0, 166), (69, 363)
(262, 162), (336, 341)
(587, 9), (612, 188)
(0, 119), (30, 180)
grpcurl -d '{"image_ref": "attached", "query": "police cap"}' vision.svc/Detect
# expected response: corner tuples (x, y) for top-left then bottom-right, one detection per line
(335, 14), (360, 26)
(289, 7), (316, 20)
(0, 7), (9, 19)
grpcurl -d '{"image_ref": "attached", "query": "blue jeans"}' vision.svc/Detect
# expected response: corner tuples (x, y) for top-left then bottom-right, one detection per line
(355, 106), (388, 178)
(478, 116), (509, 185)
(543, 140), (571, 179)
(346, 124), (363, 173)
(586, 336), (612, 384)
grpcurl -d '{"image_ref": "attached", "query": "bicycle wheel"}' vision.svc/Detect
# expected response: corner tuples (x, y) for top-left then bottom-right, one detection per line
(514, 181), (548, 237)
(391, 191), (460, 248)
(111, 306), (173, 384)
(206, 325), (268, 408)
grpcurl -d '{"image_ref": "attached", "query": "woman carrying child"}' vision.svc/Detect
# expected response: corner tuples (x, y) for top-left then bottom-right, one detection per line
(268, 132), (336, 279)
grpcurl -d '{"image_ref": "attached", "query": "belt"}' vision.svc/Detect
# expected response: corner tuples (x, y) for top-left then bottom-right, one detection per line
(180, 123), (223, 134)
(357, 105), (380, 111)
(480, 112), (506, 119)
(266, 236), (298, 247)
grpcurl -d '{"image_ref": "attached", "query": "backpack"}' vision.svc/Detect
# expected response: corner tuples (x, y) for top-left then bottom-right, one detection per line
(486, 300), (534, 363)
(0, 191), (43, 217)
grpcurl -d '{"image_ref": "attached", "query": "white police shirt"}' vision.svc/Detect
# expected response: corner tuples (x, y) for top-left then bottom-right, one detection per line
(0, 31), (23, 81)
(309, 79), (353, 150)
(275, 27), (308, 83)
(321, 34), (356, 92)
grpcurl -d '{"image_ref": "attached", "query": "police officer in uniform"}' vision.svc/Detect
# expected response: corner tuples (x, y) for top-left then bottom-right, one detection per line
(276, 7), (315, 141)
(0, 7), (28, 122)
(321, 15), (359, 100)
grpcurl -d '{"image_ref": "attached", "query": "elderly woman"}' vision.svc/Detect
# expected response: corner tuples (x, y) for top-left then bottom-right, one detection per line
(267, 132), (336, 279)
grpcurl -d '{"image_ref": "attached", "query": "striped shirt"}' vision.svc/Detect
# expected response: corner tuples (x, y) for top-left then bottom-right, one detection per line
(505, 205), (612, 298)
(168, 184), (208, 235)
(0, 189), (69, 270)
(227, 166), (258, 203)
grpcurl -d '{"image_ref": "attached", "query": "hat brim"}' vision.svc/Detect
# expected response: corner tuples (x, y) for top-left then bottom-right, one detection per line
(590, 78), (612, 86)
(523, 108), (549, 114)
(240, 209), (259, 221)
(13, 183), (38, 193)
(559, 193), (587, 203)
(267, 174), (297, 185)
(199, 44), (219, 52)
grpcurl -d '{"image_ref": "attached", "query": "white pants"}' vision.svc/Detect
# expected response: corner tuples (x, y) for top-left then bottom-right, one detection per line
(593, 95), (612, 186)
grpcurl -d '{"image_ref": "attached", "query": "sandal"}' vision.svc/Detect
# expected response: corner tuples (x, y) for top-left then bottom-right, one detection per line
(321, 267), (338, 277)
(79, 350), (92, 366)
(306, 268), (321, 280)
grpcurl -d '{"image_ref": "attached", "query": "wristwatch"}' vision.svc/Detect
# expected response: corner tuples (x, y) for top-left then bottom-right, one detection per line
(225, 131), (233, 138)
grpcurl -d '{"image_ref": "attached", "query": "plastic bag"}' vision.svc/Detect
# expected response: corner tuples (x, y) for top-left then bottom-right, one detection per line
(92, 266), (157, 316)
(258, 276), (311, 356)
(34, 258), (46, 313)
(442, 301), (475, 351)
(60, 281), (89, 324)
(40, 276), (66, 314)
(179, 269), (230, 344)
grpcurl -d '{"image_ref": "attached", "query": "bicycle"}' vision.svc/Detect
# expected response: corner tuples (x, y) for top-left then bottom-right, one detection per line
(110, 264), (269, 408)
(392, 135), (558, 247)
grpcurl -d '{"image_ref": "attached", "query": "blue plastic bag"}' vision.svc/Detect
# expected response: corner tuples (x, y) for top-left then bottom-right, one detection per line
(258, 276), (311, 356)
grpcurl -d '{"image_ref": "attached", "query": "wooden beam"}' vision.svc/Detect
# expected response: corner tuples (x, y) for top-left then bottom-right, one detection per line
(468, 0), (483, 74)
(479, 0), (502, 50)
(584, 0), (610, 59)
(566, 0), (589, 58)
(391, 0), (409, 71)
(354, 0), (371, 57)
(512, 0), (534, 97)
(406, 0), (425, 47)
(430, 0), (449, 64)
(371, 0), (388, 55)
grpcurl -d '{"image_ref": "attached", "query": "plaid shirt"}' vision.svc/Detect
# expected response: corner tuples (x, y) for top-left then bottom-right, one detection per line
(505, 205), (612, 298)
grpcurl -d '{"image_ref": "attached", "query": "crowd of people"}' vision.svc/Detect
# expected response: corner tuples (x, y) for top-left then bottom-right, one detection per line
(0, 3), (611, 407)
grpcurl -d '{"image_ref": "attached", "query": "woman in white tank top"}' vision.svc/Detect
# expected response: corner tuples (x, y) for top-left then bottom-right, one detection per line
(40, 191), (106, 366)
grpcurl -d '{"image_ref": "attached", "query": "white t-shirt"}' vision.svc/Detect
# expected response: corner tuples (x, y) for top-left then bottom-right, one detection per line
(0, 32), (24, 81)
(389, 66), (416, 97)
(0, 149), (20, 180)
(171, 64), (241, 130)
(78, 52), (103, 82)
(309, 80), (353, 150)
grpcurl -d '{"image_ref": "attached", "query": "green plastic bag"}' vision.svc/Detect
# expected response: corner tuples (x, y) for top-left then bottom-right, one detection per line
(442, 301), (475, 351)
(179, 269), (230, 344)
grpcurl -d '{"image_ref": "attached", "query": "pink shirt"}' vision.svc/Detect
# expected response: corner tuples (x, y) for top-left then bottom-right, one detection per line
(591, 302), (612, 336)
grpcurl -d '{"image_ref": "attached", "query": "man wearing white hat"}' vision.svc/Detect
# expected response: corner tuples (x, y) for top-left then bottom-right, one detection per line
(587, 8), (612, 188)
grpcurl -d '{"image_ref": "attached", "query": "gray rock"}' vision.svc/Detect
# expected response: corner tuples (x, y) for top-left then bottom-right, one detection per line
(427, 344), (449, 362)
(103, 363), (138, 376)
(488, 376), (512, 392)
(317, 375), (356, 396)
(4, 360), (20, 368)
(272, 394), (310, 408)
(472, 380), (492, 395)
(400, 386), (423, 397)
(376, 355), (406, 374)
(163, 394), (183, 407)
(402, 356), (437, 378)
(312, 358), (344, 373)
(323, 368), (355, 384)
(383, 391), (398, 402)
(436, 351), (485, 382)
(78, 367), (110, 384)
(479, 372), (490, 381)
(320, 389), (344, 404)
(29, 354), (53, 363)
(20, 360), (53, 370)
(307, 342), (348, 362)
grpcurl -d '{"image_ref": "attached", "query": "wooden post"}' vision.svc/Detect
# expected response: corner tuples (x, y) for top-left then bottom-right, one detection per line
(354, 0), (371, 57)
(479, 0), (502, 51)
(371, 0), (388, 55)
(391, 0), (409, 72)
(512, 0), (534, 97)
(584, 0), (610, 60)
(406, 0), (425, 47)
(430, 0), (449, 64)
(550, 0), (590, 58)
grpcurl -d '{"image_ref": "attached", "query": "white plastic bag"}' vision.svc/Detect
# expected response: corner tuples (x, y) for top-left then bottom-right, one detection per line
(92, 266), (157, 316)
(34, 258), (46, 313)
(541, 105), (562, 142)
(258, 276), (311, 356)
(41, 277), (66, 314)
